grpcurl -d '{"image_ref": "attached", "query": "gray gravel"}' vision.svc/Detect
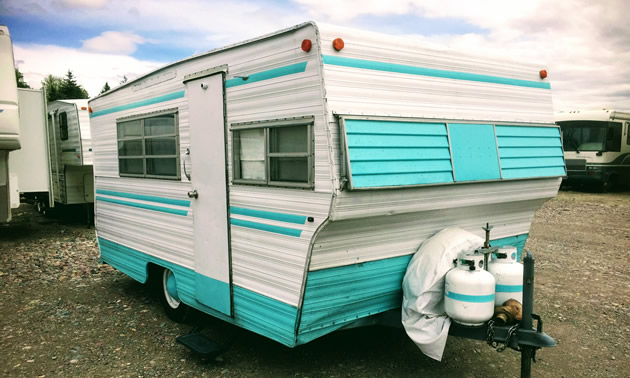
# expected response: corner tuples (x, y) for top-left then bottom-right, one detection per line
(1, 188), (628, 377)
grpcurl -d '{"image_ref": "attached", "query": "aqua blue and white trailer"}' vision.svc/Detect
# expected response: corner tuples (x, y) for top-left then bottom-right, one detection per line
(88, 22), (565, 347)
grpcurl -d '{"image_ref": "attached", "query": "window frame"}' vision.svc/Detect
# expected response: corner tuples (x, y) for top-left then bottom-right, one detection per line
(59, 111), (68, 141)
(116, 108), (181, 180)
(231, 116), (314, 189)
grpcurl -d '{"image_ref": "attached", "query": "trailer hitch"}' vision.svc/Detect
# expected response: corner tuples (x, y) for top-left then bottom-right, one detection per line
(449, 251), (555, 378)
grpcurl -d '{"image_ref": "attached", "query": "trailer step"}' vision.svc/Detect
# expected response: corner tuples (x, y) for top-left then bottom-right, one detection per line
(176, 333), (227, 359)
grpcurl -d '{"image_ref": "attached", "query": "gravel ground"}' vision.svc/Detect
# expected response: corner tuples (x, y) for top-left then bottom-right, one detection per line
(0, 188), (628, 377)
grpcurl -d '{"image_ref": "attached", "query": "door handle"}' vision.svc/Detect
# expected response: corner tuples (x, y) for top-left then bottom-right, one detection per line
(187, 190), (198, 199)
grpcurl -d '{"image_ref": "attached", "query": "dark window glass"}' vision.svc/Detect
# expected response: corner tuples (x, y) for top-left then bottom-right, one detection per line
(146, 158), (177, 176)
(605, 123), (622, 152)
(119, 158), (144, 174)
(145, 138), (177, 156)
(117, 120), (142, 138)
(269, 126), (308, 153)
(144, 115), (176, 136)
(270, 157), (308, 182)
(59, 112), (68, 141)
(118, 140), (143, 156)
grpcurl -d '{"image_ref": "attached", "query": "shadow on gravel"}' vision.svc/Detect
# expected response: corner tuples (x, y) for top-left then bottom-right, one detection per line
(0, 203), (91, 243)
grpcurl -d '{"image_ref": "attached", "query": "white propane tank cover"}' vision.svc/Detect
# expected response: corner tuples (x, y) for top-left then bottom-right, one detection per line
(444, 252), (496, 326)
(489, 246), (524, 305)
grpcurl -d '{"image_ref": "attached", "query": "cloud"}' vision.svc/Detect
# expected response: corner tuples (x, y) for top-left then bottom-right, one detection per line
(13, 43), (163, 97)
(82, 31), (147, 54)
(59, 0), (110, 8)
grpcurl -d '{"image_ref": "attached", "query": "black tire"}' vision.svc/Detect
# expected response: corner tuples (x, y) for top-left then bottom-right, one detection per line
(154, 267), (191, 323)
(600, 175), (614, 193)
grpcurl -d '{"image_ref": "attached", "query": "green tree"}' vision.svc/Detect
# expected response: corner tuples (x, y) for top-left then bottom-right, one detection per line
(15, 68), (30, 88)
(42, 74), (64, 102)
(99, 82), (111, 95)
(60, 70), (89, 99)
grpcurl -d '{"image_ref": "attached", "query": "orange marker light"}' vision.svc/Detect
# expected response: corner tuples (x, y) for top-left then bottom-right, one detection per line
(332, 38), (344, 51)
(539, 69), (548, 79)
(301, 39), (312, 52)
(81, 106), (87, 110)
(88, 107), (93, 113)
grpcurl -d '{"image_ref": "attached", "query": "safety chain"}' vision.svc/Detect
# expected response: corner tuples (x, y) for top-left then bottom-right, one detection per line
(486, 320), (520, 352)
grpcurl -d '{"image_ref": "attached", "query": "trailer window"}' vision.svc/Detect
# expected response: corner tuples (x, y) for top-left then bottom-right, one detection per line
(605, 122), (622, 152)
(232, 117), (313, 188)
(59, 112), (68, 141)
(116, 110), (180, 180)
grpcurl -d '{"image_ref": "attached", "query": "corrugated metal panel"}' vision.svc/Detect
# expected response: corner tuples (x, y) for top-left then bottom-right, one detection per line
(99, 237), (299, 347)
(344, 119), (453, 188)
(299, 229), (528, 345)
(314, 178), (560, 270)
(496, 125), (566, 179)
(89, 24), (334, 309)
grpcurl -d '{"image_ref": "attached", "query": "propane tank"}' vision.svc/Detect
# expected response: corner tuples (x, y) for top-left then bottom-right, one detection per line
(444, 252), (496, 326)
(488, 246), (524, 305)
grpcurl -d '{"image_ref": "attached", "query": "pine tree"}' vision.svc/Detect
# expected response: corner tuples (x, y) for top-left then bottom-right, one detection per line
(99, 82), (111, 95)
(59, 70), (89, 99)
(15, 68), (30, 88)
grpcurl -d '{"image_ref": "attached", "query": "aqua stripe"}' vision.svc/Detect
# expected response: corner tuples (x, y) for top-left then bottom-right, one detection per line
(90, 90), (185, 118)
(98, 237), (299, 346)
(230, 206), (306, 224)
(322, 55), (551, 89)
(496, 284), (523, 293)
(225, 62), (308, 88)
(95, 196), (189, 216)
(95, 189), (191, 207)
(446, 291), (495, 303)
(230, 218), (302, 237)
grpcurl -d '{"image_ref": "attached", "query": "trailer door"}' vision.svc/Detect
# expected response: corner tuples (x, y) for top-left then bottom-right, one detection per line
(185, 70), (232, 316)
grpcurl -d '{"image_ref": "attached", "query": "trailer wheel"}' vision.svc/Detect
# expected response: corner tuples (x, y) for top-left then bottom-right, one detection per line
(157, 267), (190, 323)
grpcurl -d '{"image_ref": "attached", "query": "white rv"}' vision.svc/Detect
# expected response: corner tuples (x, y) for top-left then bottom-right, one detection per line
(556, 109), (630, 190)
(0, 25), (20, 222)
(89, 22), (565, 347)
(46, 100), (94, 208)
(9, 88), (53, 209)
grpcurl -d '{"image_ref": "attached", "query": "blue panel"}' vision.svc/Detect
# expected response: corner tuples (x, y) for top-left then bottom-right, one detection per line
(349, 147), (452, 161)
(496, 125), (566, 179)
(322, 55), (551, 90)
(225, 62), (308, 88)
(347, 134), (449, 148)
(448, 123), (501, 182)
(346, 119), (448, 135)
(230, 206), (306, 225)
(351, 159), (452, 175)
(298, 255), (412, 344)
(90, 91), (185, 118)
(230, 218), (302, 237)
(352, 172), (454, 188)
(496, 284), (523, 293)
(95, 189), (191, 207)
(95, 196), (189, 216)
(195, 273), (231, 316)
(445, 291), (495, 303)
(98, 237), (299, 347)
(344, 119), (453, 188)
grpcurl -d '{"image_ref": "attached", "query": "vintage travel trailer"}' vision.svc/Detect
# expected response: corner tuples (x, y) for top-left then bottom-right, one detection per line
(45, 99), (94, 208)
(556, 109), (630, 190)
(9, 88), (52, 209)
(0, 25), (21, 223)
(89, 22), (565, 348)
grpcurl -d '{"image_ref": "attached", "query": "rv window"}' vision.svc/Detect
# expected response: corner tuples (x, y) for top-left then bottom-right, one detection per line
(627, 123), (630, 145)
(605, 122), (622, 152)
(232, 122), (313, 188)
(116, 111), (180, 180)
(59, 112), (68, 141)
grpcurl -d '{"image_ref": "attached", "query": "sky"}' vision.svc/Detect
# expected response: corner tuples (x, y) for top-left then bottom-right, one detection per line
(1, 0), (629, 111)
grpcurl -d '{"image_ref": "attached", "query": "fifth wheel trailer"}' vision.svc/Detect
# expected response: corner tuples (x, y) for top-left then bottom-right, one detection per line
(89, 21), (563, 362)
